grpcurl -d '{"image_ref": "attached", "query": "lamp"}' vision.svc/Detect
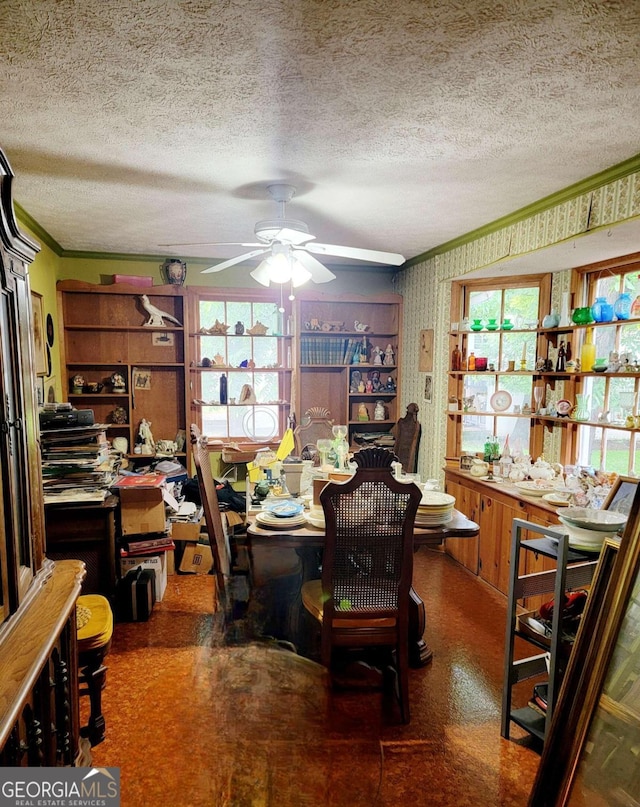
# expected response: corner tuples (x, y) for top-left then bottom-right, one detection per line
(249, 244), (312, 289)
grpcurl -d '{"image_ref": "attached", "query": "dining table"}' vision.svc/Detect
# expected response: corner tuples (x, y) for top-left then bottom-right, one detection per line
(246, 508), (479, 667)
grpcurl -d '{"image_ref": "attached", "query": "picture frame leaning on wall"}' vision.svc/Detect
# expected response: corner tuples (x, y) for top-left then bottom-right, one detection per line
(528, 480), (640, 806)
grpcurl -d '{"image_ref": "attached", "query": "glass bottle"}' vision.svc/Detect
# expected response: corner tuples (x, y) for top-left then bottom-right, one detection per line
(452, 344), (461, 371)
(591, 296), (614, 323)
(219, 373), (228, 404)
(468, 352), (476, 371)
(614, 291), (632, 321)
(580, 328), (596, 372)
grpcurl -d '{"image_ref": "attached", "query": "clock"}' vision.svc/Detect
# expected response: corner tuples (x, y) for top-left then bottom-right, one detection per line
(490, 390), (512, 412)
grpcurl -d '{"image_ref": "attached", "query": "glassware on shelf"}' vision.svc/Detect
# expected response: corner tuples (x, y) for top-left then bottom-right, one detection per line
(542, 310), (560, 328)
(532, 386), (544, 413)
(591, 296), (614, 323)
(572, 306), (593, 325)
(486, 318), (499, 331)
(331, 425), (349, 471)
(470, 319), (483, 331)
(614, 291), (632, 321)
(501, 318), (514, 330)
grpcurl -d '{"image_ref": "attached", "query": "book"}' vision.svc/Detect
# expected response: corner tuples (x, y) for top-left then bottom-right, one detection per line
(113, 473), (166, 489)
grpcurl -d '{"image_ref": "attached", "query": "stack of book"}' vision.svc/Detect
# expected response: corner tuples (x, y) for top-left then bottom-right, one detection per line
(40, 424), (118, 504)
(120, 532), (175, 557)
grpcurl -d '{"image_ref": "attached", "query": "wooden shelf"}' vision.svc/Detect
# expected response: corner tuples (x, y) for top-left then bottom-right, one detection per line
(65, 324), (183, 332)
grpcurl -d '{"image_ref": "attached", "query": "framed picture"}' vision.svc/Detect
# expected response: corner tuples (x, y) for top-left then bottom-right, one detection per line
(30, 291), (47, 376)
(423, 374), (432, 403)
(132, 367), (152, 390)
(418, 329), (433, 372)
(602, 474), (639, 516)
(529, 481), (640, 806)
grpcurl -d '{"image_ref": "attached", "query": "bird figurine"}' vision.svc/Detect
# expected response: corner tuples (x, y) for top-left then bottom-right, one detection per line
(354, 320), (369, 332)
(139, 295), (182, 327)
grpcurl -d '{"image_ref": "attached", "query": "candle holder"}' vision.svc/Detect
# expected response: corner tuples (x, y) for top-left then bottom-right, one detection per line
(520, 359), (527, 372)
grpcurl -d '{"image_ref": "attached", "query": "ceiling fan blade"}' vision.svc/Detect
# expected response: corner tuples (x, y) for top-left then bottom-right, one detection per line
(305, 242), (405, 265)
(293, 250), (337, 283)
(159, 241), (263, 248)
(201, 248), (268, 273)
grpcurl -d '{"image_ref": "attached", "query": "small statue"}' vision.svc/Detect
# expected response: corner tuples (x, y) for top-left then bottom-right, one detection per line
(350, 370), (361, 393)
(365, 379), (373, 393)
(234, 321), (245, 335)
(374, 400), (386, 420)
(383, 344), (395, 366)
(111, 372), (126, 393)
(139, 294), (182, 327)
(372, 346), (383, 365)
(354, 321), (369, 332)
(555, 341), (566, 372)
(370, 370), (382, 392)
(137, 418), (155, 455)
(357, 403), (369, 421)
(385, 376), (396, 392)
(71, 374), (85, 393)
(111, 405), (127, 425)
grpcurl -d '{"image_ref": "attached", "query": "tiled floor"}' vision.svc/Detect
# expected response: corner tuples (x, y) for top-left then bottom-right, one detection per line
(87, 548), (541, 806)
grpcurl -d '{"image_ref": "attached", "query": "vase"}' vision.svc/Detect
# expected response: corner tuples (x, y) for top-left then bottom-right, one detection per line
(486, 318), (498, 331)
(501, 319), (513, 330)
(542, 310), (560, 328)
(572, 393), (590, 422)
(572, 306), (593, 325)
(470, 319), (483, 331)
(591, 296), (614, 323)
(559, 291), (572, 327)
(163, 258), (187, 285)
(614, 292), (632, 320)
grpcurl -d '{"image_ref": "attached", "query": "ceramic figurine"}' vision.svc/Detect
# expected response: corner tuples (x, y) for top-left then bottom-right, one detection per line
(71, 374), (85, 393)
(137, 418), (155, 454)
(383, 344), (395, 366)
(354, 321), (369, 332)
(385, 376), (396, 391)
(374, 400), (386, 420)
(357, 403), (369, 421)
(234, 321), (245, 335)
(111, 372), (126, 393)
(372, 346), (383, 365)
(139, 294), (182, 327)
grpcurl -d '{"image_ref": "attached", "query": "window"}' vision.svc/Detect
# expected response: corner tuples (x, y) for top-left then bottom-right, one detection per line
(575, 259), (640, 474)
(448, 277), (549, 459)
(193, 295), (292, 441)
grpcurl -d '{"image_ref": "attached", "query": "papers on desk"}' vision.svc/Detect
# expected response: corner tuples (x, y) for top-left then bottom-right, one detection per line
(44, 488), (110, 505)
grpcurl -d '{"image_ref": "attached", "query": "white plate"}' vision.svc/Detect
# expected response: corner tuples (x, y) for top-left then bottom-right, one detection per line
(543, 493), (571, 506)
(514, 481), (556, 497)
(306, 514), (326, 529)
(263, 501), (305, 517)
(490, 390), (512, 412)
(419, 491), (456, 507)
(256, 511), (307, 528)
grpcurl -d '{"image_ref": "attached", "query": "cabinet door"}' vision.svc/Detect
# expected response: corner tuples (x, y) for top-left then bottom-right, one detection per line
(479, 494), (523, 595)
(445, 479), (480, 574)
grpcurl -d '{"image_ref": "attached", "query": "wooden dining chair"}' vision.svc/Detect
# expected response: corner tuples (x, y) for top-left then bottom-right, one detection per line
(190, 425), (249, 622)
(300, 446), (422, 722)
(391, 403), (421, 474)
(293, 407), (335, 464)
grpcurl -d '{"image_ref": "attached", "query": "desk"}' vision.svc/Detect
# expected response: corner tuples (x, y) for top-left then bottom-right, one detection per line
(44, 495), (118, 597)
(247, 509), (479, 666)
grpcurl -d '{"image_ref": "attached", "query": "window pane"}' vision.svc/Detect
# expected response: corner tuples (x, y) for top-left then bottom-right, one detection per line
(618, 321), (640, 357)
(503, 287), (540, 327)
(200, 301), (225, 328)
(252, 337), (279, 367)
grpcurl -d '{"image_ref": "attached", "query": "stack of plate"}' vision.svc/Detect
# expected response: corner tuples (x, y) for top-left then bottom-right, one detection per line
(256, 500), (307, 529)
(415, 491), (456, 526)
(557, 507), (627, 551)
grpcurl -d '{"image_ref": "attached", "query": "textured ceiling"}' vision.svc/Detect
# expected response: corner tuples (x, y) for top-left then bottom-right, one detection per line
(1, 0), (639, 270)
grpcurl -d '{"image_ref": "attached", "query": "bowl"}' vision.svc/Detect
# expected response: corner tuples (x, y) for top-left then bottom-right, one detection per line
(557, 517), (616, 548)
(560, 507), (627, 531)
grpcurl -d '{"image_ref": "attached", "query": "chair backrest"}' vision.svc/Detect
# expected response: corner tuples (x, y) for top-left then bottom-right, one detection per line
(392, 403), (421, 474)
(293, 407), (334, 463)
(190, 424), (231, 604)
(319, 447), (422, 622)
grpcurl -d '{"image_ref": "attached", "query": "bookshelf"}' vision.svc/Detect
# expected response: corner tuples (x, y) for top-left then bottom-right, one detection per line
(295, 291), (402, 447)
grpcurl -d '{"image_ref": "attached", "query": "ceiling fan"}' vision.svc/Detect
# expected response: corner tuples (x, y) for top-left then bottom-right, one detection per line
(161, 184), (405, 287)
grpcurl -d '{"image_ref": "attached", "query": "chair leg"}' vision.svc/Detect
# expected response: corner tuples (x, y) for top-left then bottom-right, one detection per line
(79, 650), (108, 746)
(396, 637), (410, 724)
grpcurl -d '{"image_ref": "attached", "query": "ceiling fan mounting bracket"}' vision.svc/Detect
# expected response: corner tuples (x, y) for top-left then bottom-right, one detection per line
(266, 184), (297, 204)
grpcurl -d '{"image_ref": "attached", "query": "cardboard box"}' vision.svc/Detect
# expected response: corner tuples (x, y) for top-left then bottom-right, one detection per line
(179, 541), (213, 574)
(170, 518), (204, 542)
(120, 553), (168, 601)
(119, 487), (167, 535)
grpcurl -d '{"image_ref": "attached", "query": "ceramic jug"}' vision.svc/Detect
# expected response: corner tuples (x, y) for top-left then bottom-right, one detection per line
(542, 310), (560, 328)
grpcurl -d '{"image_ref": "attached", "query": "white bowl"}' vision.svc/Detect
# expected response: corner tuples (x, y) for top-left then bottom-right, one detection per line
(560, 507), (627, 531)
(557, 517), (617, 545)
(514, 481), (556, 497)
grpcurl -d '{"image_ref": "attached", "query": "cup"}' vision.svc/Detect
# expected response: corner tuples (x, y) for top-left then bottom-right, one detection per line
(507, 360), (515, 372)
(475, 357), (488, 371)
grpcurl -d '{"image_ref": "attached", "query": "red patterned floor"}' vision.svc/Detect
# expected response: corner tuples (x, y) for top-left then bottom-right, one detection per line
(87, 549), (541, 806)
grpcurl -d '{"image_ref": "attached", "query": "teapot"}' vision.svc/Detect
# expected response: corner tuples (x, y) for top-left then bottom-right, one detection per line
(529, 457), (555, 481)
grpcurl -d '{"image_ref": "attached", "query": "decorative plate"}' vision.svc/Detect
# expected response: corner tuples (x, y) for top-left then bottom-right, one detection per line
(542, 492), (570, 506)
(556, 399), (572, 416)
(263, 501), (305, 518)
(514, 481), (556, 497)
(490, 390), (512, 412)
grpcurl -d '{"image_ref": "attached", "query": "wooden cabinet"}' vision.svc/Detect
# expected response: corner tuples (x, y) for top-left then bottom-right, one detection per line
(444, 477), (480, 573)
(295, 291), (402, 447)
(0, 149), (85, 765)
(57, 280), (189, 465)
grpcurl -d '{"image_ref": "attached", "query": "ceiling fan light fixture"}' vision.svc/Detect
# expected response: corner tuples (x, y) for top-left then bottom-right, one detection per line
(290, 261), (312, 287)
(267, 251), (293, 284)
(250, 260), (272, 287)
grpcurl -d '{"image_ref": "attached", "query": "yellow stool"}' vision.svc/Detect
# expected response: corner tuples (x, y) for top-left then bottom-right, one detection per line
(76, 595), (113, 746)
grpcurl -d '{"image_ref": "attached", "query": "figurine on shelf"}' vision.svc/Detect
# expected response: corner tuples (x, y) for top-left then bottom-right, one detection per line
(71, 374), (85, 394)
(383, 344), (395, 366)
(350, 369), (361, 393)
(234, 321), (245, 335)
(555, 341), (566, 372)
(370, 370), (382, 392)
(139, 294), (182, 327)
(365, 378), (373, 393)
(111, 372), (126, 393)
(110, 405), (127, 425)
(357, 403), (369, 421)
(374, 400), (386, 421)
(385, 376), (396, 392)
(372, 345), (383, 365)
(137, 418), (155, 455)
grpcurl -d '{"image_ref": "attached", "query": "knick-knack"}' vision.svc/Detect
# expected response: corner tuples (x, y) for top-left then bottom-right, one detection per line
(234, 321), (245, 335)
